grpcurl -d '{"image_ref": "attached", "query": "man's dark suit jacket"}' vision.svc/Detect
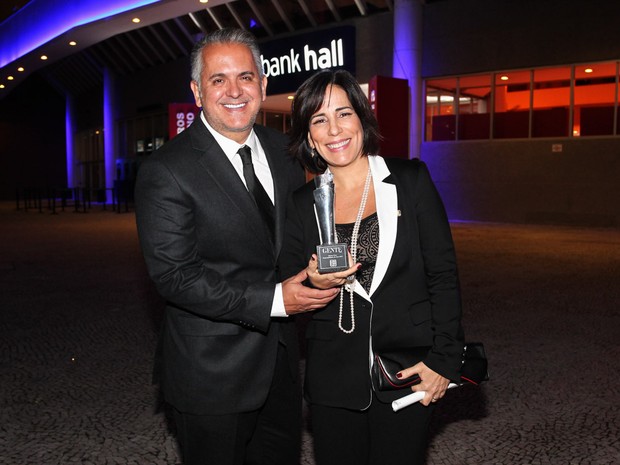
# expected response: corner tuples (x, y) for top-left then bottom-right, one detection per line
(278, 156), (465, 409)
(135, 119), (305, 415)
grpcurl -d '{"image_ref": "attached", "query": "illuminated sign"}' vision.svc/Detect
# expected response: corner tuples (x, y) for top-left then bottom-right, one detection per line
(168, 103), (199, 139)
(259, 26), (355, 95)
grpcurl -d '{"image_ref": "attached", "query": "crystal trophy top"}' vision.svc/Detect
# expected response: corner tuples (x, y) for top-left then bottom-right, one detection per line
(313, 171), (349, 273)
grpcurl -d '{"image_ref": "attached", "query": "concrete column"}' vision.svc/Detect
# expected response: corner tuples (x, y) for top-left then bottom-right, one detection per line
(65, 95), (75, 188)
(103, 67), (117, 204)
(393, 0), (423, 159)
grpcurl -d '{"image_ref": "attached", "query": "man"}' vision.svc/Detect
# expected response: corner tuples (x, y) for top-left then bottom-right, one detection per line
(135, 28), (338, 465)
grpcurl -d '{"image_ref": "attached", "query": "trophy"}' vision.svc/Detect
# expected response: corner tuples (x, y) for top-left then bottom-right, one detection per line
(313, 171), (349, 273)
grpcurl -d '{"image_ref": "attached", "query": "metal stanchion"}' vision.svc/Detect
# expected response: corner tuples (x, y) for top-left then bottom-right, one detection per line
(61, 189), (67, 212)
(74, 187), (80, 213)
(46, 188), (52, 212)
(82, 188), (87, 213)
(100, 188), (108, 211)
(114, 186), (121, 214)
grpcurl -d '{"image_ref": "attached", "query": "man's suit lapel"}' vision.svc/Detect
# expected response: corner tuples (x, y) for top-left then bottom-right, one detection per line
(188, 121), (274, 251)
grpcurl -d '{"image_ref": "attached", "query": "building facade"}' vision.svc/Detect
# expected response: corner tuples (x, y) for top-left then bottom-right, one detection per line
(1, 0), (619, 226)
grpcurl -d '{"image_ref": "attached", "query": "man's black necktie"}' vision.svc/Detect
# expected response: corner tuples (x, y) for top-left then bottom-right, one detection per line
(238, 145), (275, 242)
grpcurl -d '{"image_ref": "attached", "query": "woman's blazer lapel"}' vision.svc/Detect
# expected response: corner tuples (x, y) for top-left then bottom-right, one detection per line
(308, 156), (399, 302)
(366, 156), (398, 297)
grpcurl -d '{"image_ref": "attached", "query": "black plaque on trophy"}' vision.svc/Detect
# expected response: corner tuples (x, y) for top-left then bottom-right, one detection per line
(313, 172), (349, 273)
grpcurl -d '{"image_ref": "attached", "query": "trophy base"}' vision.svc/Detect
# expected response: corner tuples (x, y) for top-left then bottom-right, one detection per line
(316, 243), (349, 273)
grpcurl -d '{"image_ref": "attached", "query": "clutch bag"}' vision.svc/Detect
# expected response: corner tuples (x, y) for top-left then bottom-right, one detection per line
(372, 342), (489, 391)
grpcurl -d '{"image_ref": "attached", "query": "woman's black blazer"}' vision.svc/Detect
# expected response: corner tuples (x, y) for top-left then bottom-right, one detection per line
(279, 156), (465, 409)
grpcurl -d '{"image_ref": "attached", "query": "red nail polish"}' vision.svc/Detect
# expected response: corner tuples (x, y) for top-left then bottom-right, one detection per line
(396, 372), (402, 379)
(357, 264), (362, 269)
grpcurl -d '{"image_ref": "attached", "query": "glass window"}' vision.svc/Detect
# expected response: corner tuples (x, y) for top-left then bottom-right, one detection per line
(425, 61), (620, 141)
(117, 112), (167, 158)
(264, 111), (285, 132)
(574, 61), (617, 136)
(458, 74), (491, 140)
(532, 66), (570, 137)
(425, 77), (457, 141)
(75, 128), (104, 190)
(494, 70), (531, 139)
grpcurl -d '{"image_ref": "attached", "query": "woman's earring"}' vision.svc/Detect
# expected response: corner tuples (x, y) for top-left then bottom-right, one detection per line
(311, 148), (319, 158)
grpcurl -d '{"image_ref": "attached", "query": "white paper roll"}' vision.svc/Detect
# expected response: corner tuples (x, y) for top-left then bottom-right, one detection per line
(391, 383), (459, 412)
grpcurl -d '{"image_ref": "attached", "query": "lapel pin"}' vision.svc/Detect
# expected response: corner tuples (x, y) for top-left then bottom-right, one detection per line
(397, 210), (401, 216)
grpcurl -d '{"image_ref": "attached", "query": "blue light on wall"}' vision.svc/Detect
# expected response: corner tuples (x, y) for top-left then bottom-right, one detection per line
(392, 0), (422, 160)
(0, 0), (160, 68)
(65, 98), (74, 188)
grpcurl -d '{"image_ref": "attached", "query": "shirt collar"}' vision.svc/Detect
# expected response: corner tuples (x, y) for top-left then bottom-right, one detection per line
(200, 112), (258, 163)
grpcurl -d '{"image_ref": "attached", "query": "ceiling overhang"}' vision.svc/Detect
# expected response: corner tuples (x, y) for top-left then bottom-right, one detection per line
(0, 0), (392, 104)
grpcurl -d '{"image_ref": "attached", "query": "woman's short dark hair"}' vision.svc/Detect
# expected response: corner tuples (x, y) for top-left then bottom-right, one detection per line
(289, 69), (382, 174)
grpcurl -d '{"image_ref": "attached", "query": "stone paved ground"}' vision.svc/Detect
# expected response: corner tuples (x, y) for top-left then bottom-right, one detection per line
(0, 203), (618, 464)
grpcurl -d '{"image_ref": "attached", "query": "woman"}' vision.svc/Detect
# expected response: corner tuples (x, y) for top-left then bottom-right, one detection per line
(279, 69), (465, 465)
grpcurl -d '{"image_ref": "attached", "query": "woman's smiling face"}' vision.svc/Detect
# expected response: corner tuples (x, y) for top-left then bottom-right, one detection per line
(308, 85), (365, 169)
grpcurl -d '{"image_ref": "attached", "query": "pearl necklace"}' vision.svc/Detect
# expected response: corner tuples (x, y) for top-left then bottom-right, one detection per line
(338, 166), (372, 334)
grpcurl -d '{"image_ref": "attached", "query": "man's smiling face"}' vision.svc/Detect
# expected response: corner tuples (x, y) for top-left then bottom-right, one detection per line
(191, 42), (267, 143)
